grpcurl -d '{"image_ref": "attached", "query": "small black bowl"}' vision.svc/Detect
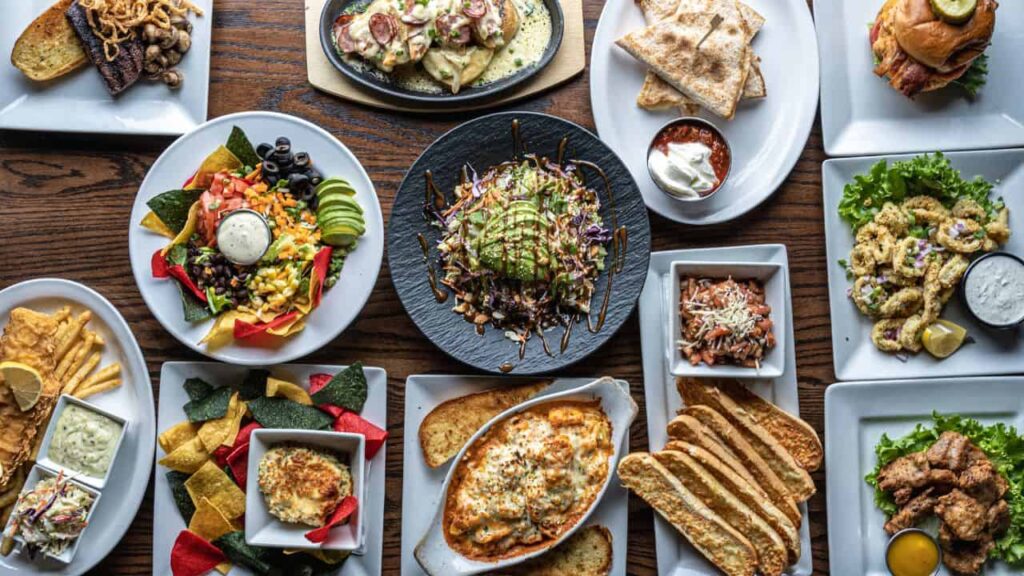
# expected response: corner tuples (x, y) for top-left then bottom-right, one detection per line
(319, 0), (564, 109)
(958, 251), (1024, 331)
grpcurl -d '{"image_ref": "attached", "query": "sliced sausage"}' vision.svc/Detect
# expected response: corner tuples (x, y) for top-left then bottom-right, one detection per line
(436, 14), (471, 45)
(369, 12), (397, 45)
(334, 22), (357, 53)
(463, 0), (487, 18)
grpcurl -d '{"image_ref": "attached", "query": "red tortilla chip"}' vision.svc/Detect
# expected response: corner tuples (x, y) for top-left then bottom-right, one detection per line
(310, 247), (333, 308)
(233, 311), (300, 340)
(153, 249), (207, 302)
(304, 496), (358, 544)
(309, 373), (332, 395)
(171, 529), (227, 576)
(226, 443), (250, 488)
(318, 404), (345, 419)
(333, 411), (387, 459)
(211, 445), (232, 468)
(234, 421), (261, 447)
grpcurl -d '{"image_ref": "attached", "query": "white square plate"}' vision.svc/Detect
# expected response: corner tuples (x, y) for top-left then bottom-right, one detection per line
(669, 261), (785, 379)
(814, 0), (1024, 156)
(638, 244), (812, 576)
(825, 377), (1024, 576)
(399, 375), (630, 576)
(152, 362), (386, 576)
(823, 150), (1024, 381)
(245, 429), (365, 551)
(0, 0), (211, 135)
(36, 394), (128, 490)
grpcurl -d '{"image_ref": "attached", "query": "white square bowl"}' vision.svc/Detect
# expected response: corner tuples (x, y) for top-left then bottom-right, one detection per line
(35, 394), (128, 490)
(244, 429), (366, 552)
(668, 261), (786, 379)
(3, 465), (102, 564)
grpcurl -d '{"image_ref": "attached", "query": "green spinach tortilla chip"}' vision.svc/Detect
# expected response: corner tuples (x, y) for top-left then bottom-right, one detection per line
(184, 377), (215, 402)
(185, 385), (232, 423)
(310, 362), (368, 412)
(226, 126), (261, 168)
(239, 369), (270, 400)
(147, 189), (202, 233)
(248, 396), (332, 430)
(167, 471), (197, 523)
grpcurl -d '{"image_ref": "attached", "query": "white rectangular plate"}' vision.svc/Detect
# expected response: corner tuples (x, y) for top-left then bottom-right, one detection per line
(0, 0), (211, 135)
(823, 150), (1024, 381)
(638, 244), (812, 576)
(399, 375), (630, 576)
(814, 0), (1024, 156)
(152, 362), (386, 576)
(825, 377), (1024, 576)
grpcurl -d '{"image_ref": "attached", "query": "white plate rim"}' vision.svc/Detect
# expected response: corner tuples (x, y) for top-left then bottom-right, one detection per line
(127, 110), (384, 366)
(0, 278), (154, 576)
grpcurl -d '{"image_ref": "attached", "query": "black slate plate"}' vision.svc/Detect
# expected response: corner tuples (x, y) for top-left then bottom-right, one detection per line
(319, 0), (563, 109)
(388, 112), (651, 374)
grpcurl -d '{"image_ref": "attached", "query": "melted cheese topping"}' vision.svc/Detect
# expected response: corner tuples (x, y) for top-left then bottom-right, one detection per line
(443, 400), (612, 560)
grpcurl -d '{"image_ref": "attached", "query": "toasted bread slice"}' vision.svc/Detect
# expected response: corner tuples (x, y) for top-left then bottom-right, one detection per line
(666, 415), (761, 490)
(11, 0), (87, 81)
(654, 450), (789, 576)
(665, 441), (801, 565)
(682, 406), (802, 524)
(618, 453), (757, 576)
(419, 381), (548, 468)
(499, 525), (613, 575)
(678, 378), (822, 472)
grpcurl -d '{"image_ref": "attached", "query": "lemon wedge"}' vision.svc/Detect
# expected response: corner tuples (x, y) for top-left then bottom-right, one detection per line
(922, 320), (968, 359)
(0, 361), (43, 411)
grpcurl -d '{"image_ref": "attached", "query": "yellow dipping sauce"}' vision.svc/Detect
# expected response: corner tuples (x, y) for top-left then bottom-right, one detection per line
(887, 530), (940, 576)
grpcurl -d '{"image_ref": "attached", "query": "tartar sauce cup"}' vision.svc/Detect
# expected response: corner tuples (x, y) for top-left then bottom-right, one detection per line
(886, 528), (941, 576)
(646, 117), (732, 204)
(958, 252), (1024, 331)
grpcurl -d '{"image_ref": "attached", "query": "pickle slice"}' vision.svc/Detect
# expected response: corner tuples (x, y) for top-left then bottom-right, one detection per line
(929, 0), (977, 24)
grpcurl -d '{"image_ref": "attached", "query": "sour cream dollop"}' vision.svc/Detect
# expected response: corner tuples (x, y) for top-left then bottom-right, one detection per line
(217, 209), (272, 266)
(648, 142), (720, 199)
(964, 254), (1024, 327)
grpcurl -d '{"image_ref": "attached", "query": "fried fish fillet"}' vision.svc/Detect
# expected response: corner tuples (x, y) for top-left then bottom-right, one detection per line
(0, 308), (60, 489)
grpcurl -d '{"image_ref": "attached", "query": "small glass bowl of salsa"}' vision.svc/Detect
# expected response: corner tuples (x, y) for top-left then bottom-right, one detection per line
(646, 117), (732, 203)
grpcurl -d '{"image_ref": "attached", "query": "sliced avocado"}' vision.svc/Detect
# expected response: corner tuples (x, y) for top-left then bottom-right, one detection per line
(316, 177), (357, 197)
(474, 200), (552, 281)
(322, 228), (361, 246)
(320, 214), (366, 238)
(318, 193), (364, 215)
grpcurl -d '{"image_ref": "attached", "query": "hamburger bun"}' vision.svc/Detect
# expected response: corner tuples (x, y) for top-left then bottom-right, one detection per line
(893, 0), (996, 72)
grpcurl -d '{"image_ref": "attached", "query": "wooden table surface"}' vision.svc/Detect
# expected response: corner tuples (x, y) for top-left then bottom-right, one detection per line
(0, 0), (831, 573)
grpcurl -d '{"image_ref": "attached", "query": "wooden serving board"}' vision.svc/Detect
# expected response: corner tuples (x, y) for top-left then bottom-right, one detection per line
(304, 0), (585, 112)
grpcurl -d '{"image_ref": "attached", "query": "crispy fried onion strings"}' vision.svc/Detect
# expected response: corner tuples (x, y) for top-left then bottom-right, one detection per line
(78, 0), (203, 61)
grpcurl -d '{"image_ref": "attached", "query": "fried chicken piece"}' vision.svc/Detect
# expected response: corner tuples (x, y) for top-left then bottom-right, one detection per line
(885, 488), (937, 535)
(987, 499), (1010, 536)
(926, 431), (972, 472)
(893, 487), (914, 506)
(959, 458), (1008, 505)
(878, 452), (957, 493)
(939, 524), (994, 576)
(936, 490), (988, 542)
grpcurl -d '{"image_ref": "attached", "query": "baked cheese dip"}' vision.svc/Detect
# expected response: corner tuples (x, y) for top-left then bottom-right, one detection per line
(258, 445), (353, 527)
(443, 400), (612, 560)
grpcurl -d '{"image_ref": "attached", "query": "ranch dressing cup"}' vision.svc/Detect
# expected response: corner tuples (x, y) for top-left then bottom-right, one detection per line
(959, 252), (1024, 330)
(216, 209), (272, 266)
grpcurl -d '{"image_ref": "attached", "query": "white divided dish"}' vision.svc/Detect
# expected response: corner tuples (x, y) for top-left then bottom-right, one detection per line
(0, 278), (154, 576)
(245, 429), (366, 551)
(0, 0), (211, 135)
(638, 244), (812, 576)
(668, 260), (785, 379)
(589, 0), (818, 224)
(814, 0), (1024, 156)
(35, 394), (129, 490)
(823, 150), (1024, 381)
(151, 362), (387, 576)
(2, 466), (102, 565)
(128, 111), (384, 366)
(825, 377), (1024, 576)
(400, 375), (633, 576)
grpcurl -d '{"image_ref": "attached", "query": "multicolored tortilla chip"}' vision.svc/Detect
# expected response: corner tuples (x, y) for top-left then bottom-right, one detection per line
(160, 201), (200, 256)
(186, 146), (243, 191)
(160, 421), (200, 454)
(197, 393), (245, 451)
(185, 461), (247, 520)
(200, 310), (258, 349)
(188, 497), (237, 543)
(333, 411), (387, 459)
(226, 443), (250, 488)
(304, 496), (358, 543)
(170, 529), (227, 576)
(233, 310), (301, 340)
(141, 211), (176, 238)
(266, 377), (313, 405)
(158, 436), (210, 474)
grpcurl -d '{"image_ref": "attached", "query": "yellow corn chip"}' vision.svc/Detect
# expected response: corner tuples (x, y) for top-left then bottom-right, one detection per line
(266, 377), (312, 405)
(197, 393), (243, 451)
(200, 310), (258, 349)
(159, 421), (200, 454)
(188, 496), (236, 542)
(186, 146), (243, 190)
(215, 562), (232, 574)
(161, 201), (200, 257)
(141, 211), (176, 238)
(266, 315), (306, 337)
(185, 461), (246, 520)
(157, 436), (209, 473)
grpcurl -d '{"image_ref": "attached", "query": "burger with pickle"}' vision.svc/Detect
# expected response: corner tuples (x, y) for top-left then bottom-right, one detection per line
(870, 0), (997, 97)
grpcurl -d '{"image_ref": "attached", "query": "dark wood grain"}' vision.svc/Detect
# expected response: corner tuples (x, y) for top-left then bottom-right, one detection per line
(0, 0), (833, 574)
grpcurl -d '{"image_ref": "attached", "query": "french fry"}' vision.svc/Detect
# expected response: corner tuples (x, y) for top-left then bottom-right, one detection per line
(55, 339), (84, 380)
(51, 305), (71, 324)
(65, 351), (101, 395)
(54, 310), (91, 361)
(79, 362), (121, 392)
(76, 378), (122, 399)
(61, 332), (94, 388)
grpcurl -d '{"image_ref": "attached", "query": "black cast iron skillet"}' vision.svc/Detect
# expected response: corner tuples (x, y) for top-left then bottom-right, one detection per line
(319, 0), (564, 109)
(388, 112), (651, 374)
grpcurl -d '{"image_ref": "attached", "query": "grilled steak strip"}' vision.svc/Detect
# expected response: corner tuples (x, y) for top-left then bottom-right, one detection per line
(65, 0), (143, 95)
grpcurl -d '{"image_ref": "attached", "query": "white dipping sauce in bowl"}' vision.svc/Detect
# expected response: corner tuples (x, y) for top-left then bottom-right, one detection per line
(217, 209), (272, 266)
(963, 253), (1024, 328)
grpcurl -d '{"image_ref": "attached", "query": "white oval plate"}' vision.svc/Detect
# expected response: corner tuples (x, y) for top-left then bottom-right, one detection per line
(128, 111), (384, 365)
(0, 278), (154, 576)
(589, 0), (818, 225)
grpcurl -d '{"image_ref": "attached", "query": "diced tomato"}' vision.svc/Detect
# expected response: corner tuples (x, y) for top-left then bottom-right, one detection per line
(197, 171), (251, 245)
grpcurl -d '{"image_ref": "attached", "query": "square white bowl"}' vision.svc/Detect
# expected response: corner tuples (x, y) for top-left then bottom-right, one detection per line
(2, 465), (102, 564)
(35, 394), (128, 490)
(668, 261), (786, 379)
(245, 429), (366, 552)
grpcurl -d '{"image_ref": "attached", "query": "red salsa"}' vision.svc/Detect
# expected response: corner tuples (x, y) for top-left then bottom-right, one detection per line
(652, 121), (731, 190)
